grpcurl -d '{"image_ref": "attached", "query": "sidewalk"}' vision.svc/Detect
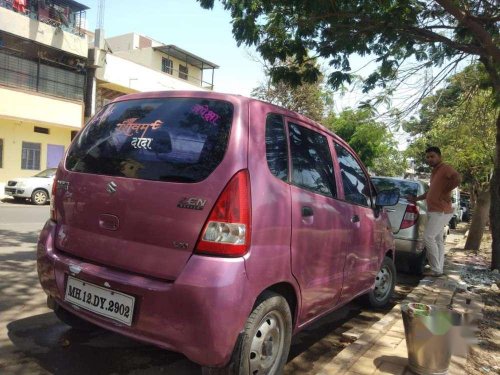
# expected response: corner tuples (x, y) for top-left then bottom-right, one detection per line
(317, 237), (484, 375)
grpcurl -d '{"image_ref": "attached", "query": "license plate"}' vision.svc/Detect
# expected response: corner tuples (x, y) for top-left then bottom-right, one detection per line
(64, 276), (135, 326)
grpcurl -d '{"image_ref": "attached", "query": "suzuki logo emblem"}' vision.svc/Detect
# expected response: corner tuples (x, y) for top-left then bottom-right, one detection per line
(106, 181), (117, 194)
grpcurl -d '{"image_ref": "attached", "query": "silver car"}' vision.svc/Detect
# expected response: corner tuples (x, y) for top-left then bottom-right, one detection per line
(4, 168), (56, 205)
(372, 177), (430, 274)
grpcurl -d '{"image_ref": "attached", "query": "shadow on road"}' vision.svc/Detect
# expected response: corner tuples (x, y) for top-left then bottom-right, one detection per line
(6, 313), (201, 375)
(0, 229), (40, 247)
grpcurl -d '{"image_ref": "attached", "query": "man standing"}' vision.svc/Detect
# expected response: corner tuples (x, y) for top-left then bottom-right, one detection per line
(408, 147), (461, 276)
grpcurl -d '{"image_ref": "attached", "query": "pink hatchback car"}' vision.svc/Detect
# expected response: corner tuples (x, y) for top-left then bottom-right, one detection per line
(37, 91), (398, 374)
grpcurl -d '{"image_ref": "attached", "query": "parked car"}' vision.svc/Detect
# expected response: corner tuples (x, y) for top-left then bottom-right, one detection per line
(449, 187), (462, 229)
(4, 168), (57, 205)
(460, 198), (471, 222)
(371, 177), (432, 274)
(37, 91), (399, 374)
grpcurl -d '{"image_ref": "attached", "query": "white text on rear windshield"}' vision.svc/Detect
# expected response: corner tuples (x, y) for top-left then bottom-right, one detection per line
(66, 98), (233, 182)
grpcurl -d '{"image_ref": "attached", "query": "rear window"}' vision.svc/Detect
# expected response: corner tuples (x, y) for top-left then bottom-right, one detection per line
(372, 178), (419, 197)
(66, 98), (233, 182)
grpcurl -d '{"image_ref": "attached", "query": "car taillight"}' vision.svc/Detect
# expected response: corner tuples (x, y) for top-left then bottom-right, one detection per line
(195, 170), (251, 257)
(400, 203), (419, 229)
(50, 180), (57, 222)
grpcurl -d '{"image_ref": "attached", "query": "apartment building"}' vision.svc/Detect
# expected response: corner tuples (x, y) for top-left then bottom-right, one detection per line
(87, 32), (218, 117)
(0, 2), (219, 190)
(0, 0), (88, 184)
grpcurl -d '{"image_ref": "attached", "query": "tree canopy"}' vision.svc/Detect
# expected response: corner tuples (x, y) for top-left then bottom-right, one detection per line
(405, 64), (496, 191)
(198, 0), (499, 95)
(324, 109), (406, 176)
(251, 59), (331, 122)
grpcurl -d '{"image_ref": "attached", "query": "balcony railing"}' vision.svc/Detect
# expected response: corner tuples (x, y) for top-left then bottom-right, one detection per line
(0, 0), (87, 37)
(0, 50), (85, 101)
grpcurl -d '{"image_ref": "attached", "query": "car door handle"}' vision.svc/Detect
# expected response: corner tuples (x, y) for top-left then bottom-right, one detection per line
(302, 206), (314, 217)
(351, 215), (360, 223)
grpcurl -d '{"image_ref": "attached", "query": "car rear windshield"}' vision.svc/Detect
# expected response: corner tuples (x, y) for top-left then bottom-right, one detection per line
(66, 98), (233, 182)
(372, 178), (419, 197)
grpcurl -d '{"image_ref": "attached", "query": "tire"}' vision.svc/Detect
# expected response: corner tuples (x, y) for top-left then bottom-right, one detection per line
(449, 216), (457, 229)
(202, 291), (292, 375)
(409, 250), (427, 275)
(54, 305), (97, 331)
(31, 189), (48, 205)
(365, 256), (396, 308)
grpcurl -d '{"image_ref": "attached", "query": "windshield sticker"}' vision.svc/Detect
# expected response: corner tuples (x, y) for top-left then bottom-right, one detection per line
(131, 137), (153, 150)
(191, 104), (220, 124)
(116, 118), (164, 137)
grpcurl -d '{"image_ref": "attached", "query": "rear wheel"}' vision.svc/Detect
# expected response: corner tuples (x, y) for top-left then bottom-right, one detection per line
(31, 189), (48, 205)
(202, 291), (292, 375)
(409, 250), (427, 275)
(365, 256), (396, 308)
(449, 216), (457, 229)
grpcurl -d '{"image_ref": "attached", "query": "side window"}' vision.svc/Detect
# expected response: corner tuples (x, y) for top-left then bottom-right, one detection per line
(334, 143), (371, 206)
(265, 114), (288, 182)
(288, 122), (336, 198)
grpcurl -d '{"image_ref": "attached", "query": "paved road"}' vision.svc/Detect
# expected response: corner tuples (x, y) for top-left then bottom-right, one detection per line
(0, 199), (421, 375)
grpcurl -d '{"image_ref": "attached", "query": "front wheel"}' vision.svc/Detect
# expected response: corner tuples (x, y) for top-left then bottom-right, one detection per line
(31, 189), (48, 205)
(365, 256), (396, 308)
(202, 291), (292, 375)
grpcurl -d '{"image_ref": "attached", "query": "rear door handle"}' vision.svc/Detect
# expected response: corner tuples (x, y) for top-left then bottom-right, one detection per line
(351, 215), (360, 223)
(302, 206), (314, 217)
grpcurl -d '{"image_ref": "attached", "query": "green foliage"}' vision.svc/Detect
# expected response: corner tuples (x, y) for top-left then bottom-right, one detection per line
(198, 0), (500, 95)
(324, 109), (406, 176)
(251, 59), (332, 122)
(405, 64), (497, 190)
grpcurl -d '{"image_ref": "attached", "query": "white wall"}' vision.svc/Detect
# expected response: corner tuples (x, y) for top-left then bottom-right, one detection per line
(96, 54), (207, 92)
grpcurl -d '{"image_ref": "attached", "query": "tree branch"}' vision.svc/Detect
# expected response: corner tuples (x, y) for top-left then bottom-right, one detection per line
(435, 0), (500, 64)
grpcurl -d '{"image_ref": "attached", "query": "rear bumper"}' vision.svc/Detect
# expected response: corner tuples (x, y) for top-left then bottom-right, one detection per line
(36, 220), (252, 367)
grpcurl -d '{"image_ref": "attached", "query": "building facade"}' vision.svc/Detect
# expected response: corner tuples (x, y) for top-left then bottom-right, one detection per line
(87, 32), (218, 119)
(0, 0), (88, 185)
(0, 2), (219, 190)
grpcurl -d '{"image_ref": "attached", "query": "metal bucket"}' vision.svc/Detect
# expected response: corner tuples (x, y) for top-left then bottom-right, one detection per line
(401, 303), (462, 375)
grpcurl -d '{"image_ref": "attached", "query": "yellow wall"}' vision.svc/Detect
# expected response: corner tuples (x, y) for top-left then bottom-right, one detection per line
(0, 119), (74, 183)
(0, 87), (84, 129)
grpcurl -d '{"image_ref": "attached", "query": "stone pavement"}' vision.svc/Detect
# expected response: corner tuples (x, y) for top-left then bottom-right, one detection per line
(316, 251), (484, 375)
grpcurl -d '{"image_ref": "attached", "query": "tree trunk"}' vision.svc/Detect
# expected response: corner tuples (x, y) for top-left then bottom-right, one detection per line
(465, 187), (491, 250)
(491, 112), (500, 270)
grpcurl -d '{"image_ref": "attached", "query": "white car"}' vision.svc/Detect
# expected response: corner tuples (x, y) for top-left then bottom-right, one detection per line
(4, 168), (56, 205)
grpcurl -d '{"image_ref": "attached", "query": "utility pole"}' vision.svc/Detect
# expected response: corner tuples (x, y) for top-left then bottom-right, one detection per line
(97, 0), (105, 30)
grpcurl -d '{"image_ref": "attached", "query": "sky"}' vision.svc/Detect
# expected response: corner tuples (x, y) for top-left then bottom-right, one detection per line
(79, 0), (266, 96)
(76, 0), (451, 150)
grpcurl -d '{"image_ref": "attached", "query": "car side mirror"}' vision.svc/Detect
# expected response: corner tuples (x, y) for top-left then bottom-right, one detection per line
(375, 188), (400, 207)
